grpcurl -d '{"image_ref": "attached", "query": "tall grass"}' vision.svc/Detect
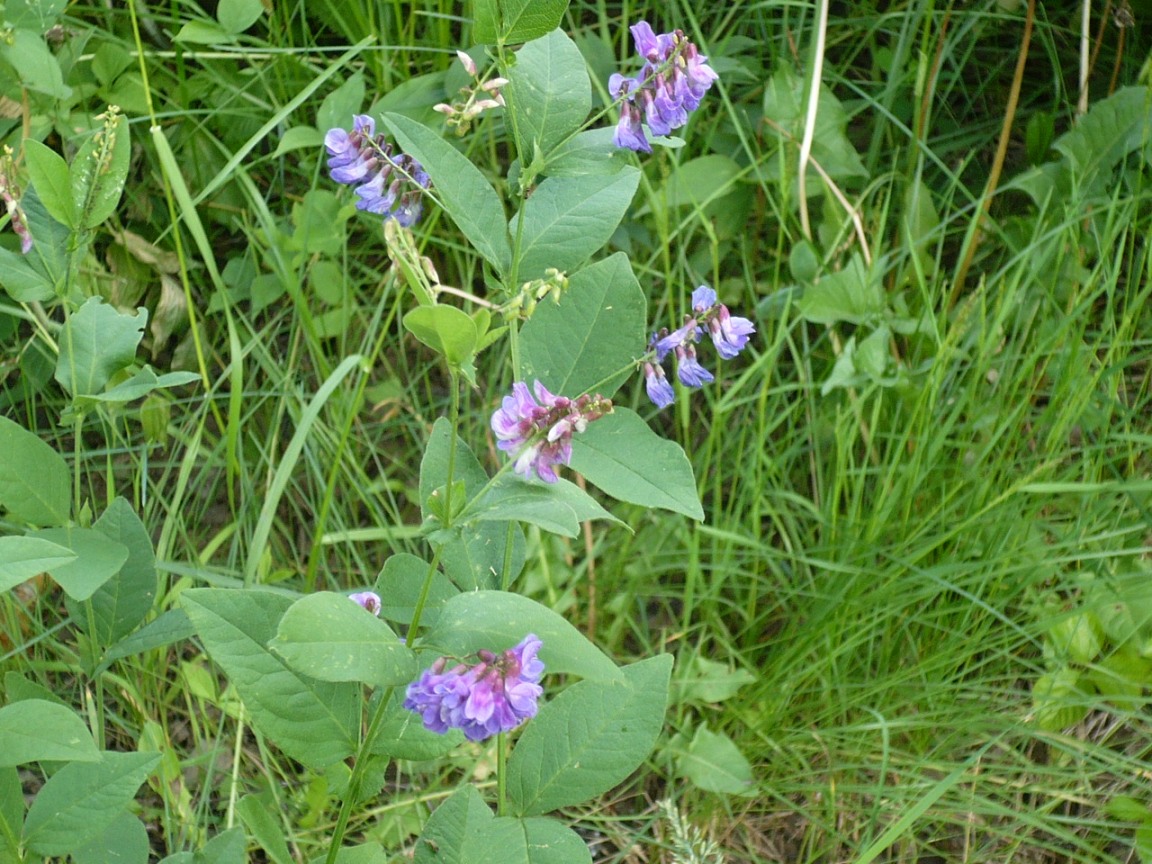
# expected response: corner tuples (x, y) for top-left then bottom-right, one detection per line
(3, 0), (1152, 861)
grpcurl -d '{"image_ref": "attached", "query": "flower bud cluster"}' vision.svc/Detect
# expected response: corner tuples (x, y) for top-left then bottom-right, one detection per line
(434, 50), (508, 136)
(609, 21), (719, 153)
(491, 380), (612, 483)
(0, 146), (32, 254)
(644, 286), (755, 408)
(324, 115), (432, 227)
(403, 634), (544, 742)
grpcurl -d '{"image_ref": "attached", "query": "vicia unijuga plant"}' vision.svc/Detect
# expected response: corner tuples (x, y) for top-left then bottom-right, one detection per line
(0, 2), (751, 861)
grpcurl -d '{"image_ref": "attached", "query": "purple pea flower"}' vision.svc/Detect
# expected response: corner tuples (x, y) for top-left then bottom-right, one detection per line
(641, 284), (754, 408)
(349, 591), (382, 616)
(491, 380), (612, 483)
(608, 22), (718, 152)
(323, 114), (432, 226)
(403, 634), (545, 741)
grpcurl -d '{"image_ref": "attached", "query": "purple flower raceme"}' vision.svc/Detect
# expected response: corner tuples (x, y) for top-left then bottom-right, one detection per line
(348, 591), (382, 616)
(403, 634), (545, 741)
(324, 115), (432, 226)
(609, 21), (719, 152)
(491, 381), (612, 483)
(643, 285), (755, 407)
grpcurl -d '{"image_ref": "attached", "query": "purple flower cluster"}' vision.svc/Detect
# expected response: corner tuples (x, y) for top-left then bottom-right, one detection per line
(324, 115), (432, 226)
(403, 634), (544, 742)
(645, 286), (755, 408)
(609, 21), (719, 153)
(491, 380), (612, 483)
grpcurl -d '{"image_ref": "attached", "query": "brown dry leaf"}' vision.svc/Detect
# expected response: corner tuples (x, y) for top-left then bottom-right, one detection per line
(114, 229), (181, 274)
(151, 274), (188, 358)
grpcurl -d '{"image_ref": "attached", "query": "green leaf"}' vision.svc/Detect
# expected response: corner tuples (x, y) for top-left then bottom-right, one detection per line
(663, 155), (742, 208)
(55, 297), (147, 398)
(0, 184), (75, 302)
(520, 252), (647, 398)
(672, 655), (756, 705)
(102, 608), (195, 668)
(506, 30), (591, 158)
(509, 168), (640, 280)
(422, 590), (620, 681)
(472, 0), (570, 45)
(381, 113), (511, 275)
(544, 128), (630, 177)
(3, 0), (68, 30)
(413, 785), (499, 864)
(506, 654), (672, 815)
(0, 416), (69, 527)
(403, 306), (479, 370)
(569, 408), (704, 520)
(89, 367), (200, 403)
(419, 418), (526, 590)
(272, 125), (325, 158)
(23, 139), (77, 229)
(31, 526), (129, 601)
(68, 497), (157, 648)
(72, 812), (150, 864)
(173, 20), (230, 44)
(798, 254), (886, 325)
(22, 751), (159, 857)
(469, 475), (622, 538)
(0, 536), (75, 591)
(0, 767), (21, 863)
(217, 0), (265, 33)
(307, 844), (388, 864)
(182, 589), (359, 767)
(374, 553), (459, 627)
(0, 29), (70, 98)
(237, 795), (293, 864)
(673, 725), (756, 795)
(71, 112), (132, 230)
(270, 592), (418, 688)
(0, 699), (100, 766)
(192, 826), (247, 864)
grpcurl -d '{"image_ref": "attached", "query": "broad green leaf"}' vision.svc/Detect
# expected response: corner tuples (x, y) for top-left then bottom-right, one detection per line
(506, 30), (591, 158)
(569, 408), (704, 520)
(663, 155), (742, 209)
(72, 812), (149, 864)
(307, 844), (388, 864)
(182, 589), (359, 767)
(89, 367), (200, 403)
(237, 795), (293, 864)
(69, 497), (157, 648)
(31, 526), (129, 601)
(520, 252), (646, 398)
(422, 590), (620, 681)
(0, 416), (70, 527)
(0, 700), (100, 766)
(413, 785), (502, 864)
(272, 125), (325, 158)
(0, 416), (69, 527)
(673, 725), (756, 795)
(217, 0), (264, 33)
(517, 818), (593, 864)
(4, 0), (68, 30)
(71, 112), (132, 230)
(191, 826), (246, 864)
(0, 246), (53, 302)
(0, 536), (75, 591)
(672, 655), (756, 705)
(419, 418), (526, 590)
(472, 0), (569, 45)
(55, 297), (147, 398)
(173, 20), (230, 44)
(0, 29), (70, 98)
(544, 128), (630, 177)
(506, 654), (672, 815)
(1032, 667), (1090, 732)
(798, 254), (886, 325)
(374, 553), (459, 626)
(469, 475), (622, 538)
(0, 184), (75, 302)
(101, 608), (195, 668)
(0, 767), (20, 863)
(22, 751), (159, 857)
(23, 139), (76, 228)
(270, 592), (418, 687)
(510, 168), (640, 280)
(403, 306), (478, 370)
(381, 113), (511, 275)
